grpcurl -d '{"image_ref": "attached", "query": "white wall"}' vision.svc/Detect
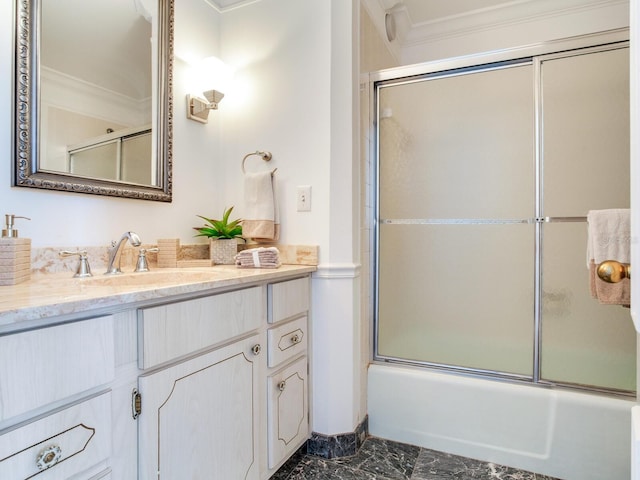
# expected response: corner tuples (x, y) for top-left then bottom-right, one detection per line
(217, 0), (331, 251)
(217, 0), (364, 436)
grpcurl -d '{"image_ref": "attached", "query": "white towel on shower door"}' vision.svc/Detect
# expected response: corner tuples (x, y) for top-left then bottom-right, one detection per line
(586, 208), (630, 306)
(586, 208), (630, 267)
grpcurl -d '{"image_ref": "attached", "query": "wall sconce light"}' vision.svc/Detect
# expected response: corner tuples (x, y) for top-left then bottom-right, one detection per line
(186, 56), (233, 124)
(187, 90), (224, 123)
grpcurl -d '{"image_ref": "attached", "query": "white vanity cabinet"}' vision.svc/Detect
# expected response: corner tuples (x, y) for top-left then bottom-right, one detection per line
(0, 268), (313, 480)
(137, 276), (312, 479)
(265, 277), (310, 472)
(0, 316), (116, 480)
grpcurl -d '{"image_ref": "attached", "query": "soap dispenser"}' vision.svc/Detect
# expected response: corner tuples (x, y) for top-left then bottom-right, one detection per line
(0, 214), (31, 286)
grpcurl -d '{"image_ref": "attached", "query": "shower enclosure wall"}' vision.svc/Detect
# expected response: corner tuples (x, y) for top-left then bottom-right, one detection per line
(369, 30), (636, 479)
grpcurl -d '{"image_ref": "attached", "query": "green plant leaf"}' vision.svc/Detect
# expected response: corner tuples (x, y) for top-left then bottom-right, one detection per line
(193, 206), (243, 239)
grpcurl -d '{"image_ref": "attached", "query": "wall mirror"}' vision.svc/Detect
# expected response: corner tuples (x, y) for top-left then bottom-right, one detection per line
(13, 0), (173, 201)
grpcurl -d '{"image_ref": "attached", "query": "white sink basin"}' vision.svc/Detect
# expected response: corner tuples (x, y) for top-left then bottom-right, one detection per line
(77, 268), (234, 288)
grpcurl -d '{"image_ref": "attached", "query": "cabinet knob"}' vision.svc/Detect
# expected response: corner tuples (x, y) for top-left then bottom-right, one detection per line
(252, 344), (262, 355)
(36, 444), (62, 470)
(291, 334), (300, 344)
(278, 380), (286, 391)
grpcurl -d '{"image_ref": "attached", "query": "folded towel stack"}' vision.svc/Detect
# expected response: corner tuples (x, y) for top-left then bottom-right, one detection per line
(235, 247), (281, 269)
(586, 209), (630, 306)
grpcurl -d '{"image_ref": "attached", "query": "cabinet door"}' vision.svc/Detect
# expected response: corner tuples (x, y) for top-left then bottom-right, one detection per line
(138, 334), (263, 480)
(267, 356), (309, 469)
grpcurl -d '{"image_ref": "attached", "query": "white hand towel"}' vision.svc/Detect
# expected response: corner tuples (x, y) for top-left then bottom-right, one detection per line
(243, 171), (280, 242)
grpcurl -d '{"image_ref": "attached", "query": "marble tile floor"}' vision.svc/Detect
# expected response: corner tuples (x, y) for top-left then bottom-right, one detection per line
(271, 437), (561, 480)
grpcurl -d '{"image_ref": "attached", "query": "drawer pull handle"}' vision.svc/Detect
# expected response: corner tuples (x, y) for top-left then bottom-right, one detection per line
(278, 380), (286, 391)
(252, 344), (262, 355)
(36, 444), (62, 470)
(291, 334), (300, 344)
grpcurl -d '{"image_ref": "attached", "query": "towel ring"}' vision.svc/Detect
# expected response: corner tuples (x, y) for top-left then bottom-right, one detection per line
(242, 151), (276, 175)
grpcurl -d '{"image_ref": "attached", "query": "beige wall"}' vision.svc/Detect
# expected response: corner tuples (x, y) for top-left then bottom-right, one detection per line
(360, 5), (397, 73)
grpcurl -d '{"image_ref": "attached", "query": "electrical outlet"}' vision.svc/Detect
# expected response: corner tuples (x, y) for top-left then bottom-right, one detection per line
(297, 185), (311, 212)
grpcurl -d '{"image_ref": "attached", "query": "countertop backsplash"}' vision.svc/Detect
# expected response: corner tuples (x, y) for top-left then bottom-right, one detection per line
(31, 243), (318, 276)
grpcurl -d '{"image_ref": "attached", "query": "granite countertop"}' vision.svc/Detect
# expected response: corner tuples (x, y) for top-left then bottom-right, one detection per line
(0, 265), (316, 327)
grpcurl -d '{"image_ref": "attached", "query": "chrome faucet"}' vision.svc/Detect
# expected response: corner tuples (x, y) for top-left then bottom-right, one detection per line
(106, 231), (142, 274)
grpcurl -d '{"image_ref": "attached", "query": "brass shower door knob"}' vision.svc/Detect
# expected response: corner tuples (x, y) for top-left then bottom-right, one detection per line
(596, 260), (631, 283)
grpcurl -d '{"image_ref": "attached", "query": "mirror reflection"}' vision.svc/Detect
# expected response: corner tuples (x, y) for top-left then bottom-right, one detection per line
(41, 0), (153, 185)
(13, 0), (173, 201)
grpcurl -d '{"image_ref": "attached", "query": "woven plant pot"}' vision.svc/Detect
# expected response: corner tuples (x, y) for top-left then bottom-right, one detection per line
(209, 238), (238, 265)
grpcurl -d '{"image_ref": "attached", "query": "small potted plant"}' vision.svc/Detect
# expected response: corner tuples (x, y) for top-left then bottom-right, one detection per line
(193, 206), (243, 265)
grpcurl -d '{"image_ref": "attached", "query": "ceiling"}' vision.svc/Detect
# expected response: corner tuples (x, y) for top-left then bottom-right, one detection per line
(205, 0), (259, 12)
(364, 0), (624, 64)
(373, 0), (527, 43)
(42, 0), (152, 100)
(400, 0), (515, 24)
(206, 0), (515, 20)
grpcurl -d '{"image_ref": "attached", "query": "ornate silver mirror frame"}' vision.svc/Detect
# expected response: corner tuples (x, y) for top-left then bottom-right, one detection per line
(12, 0), (174, 202)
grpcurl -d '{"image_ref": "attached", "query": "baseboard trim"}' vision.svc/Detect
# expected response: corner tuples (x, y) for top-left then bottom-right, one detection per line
(307, 416), (369, 459)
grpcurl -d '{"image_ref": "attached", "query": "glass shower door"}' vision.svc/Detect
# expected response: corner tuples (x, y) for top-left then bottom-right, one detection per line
(539, 46), (635, 392)
(376, 62), (536, 377)
(375, 44), (636, 393)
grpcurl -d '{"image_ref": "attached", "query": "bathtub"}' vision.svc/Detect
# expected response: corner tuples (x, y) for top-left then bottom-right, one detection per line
(368, 364), (634, 480)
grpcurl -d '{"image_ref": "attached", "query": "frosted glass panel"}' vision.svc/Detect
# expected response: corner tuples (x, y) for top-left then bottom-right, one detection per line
(540, 223), (635, 391)
(379, 64), (534, 220)
(377, 223), (534, 376)
(542, 48), (629, 215)
(70, 143), (118, 180)
(122, 132), (152, 185)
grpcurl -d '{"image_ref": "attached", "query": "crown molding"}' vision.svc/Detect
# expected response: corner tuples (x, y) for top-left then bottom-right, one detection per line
(203, 0), (262, 13)
(404, 0), (628, 46)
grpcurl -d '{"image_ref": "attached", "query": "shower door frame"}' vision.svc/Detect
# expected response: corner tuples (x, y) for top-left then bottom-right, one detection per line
(370, 28), (633, 396)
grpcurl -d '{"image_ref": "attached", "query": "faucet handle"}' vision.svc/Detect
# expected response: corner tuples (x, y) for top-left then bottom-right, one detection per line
(59, 250), (93, 278)
(135, 247), (159, 273)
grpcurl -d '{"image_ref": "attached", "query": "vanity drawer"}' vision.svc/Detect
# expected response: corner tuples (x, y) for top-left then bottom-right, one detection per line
(267, 315), (307, 368)
(268, 277), (310, 324)
(0, 391), (111, 480)
(0, 316), (115, 422)
(139, 286), (264, 369)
